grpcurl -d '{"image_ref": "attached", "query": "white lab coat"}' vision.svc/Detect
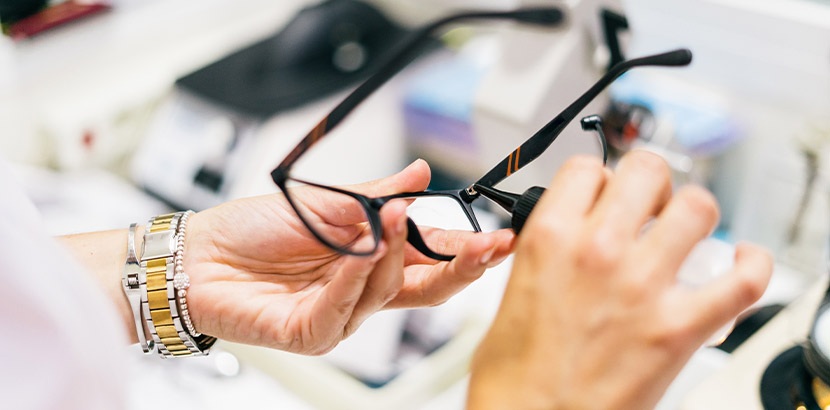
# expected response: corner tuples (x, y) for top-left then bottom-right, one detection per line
(0, 159), (127, 409)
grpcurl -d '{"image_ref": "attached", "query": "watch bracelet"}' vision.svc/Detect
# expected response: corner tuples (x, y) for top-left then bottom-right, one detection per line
(122, 223), (154, 353)
(139, 212), (216, 357)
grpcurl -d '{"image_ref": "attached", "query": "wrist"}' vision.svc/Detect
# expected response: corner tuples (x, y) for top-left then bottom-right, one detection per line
(467, 336), (567, 410)
(467, 370), (564, 410)
(59, 228), (144, 345)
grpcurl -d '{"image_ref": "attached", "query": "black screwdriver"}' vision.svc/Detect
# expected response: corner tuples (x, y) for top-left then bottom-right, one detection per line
(472, 115), (609, 235)
(473, 184), (545, 235)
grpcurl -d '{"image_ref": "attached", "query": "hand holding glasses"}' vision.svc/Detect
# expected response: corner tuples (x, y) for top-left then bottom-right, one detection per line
(270, 7), (693, 261)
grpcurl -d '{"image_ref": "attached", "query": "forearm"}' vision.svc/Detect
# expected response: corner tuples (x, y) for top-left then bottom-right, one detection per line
(58, 227), (145, 344)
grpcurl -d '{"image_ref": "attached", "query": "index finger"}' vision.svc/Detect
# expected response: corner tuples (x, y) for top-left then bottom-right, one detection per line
(529, 156), (610, 223)
(386, 229), (515, 309)
(402, 226), (514, 266)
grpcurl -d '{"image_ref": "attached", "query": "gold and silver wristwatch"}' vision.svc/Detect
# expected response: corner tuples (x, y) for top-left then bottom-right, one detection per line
(138, 212), (215, 357)
(122, 223), (154, 353)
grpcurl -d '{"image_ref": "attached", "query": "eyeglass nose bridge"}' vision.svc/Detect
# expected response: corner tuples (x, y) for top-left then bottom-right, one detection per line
(379, 191), (483, 231)
(361, 193), (454, 260)
(370, 190), (487, 261)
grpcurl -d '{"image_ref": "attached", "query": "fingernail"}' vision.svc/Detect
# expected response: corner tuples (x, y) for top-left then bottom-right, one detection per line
(480, 246), (496, 265)
(404, 159), (424, 171)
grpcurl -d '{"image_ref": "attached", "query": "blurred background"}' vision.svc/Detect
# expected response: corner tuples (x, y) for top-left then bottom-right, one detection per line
(1, 0), (829, 409)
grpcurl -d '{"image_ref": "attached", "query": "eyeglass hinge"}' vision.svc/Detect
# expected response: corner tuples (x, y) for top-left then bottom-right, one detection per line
(462, 185), (480, 203)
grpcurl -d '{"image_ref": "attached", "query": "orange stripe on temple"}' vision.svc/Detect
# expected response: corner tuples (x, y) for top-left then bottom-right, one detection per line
(311, 117), (328, 142)
(507, 152), (513, 176)
(514, 147), (521, 172)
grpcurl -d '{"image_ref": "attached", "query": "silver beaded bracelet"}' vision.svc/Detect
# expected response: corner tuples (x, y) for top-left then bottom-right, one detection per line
(173, 210), (201, 337)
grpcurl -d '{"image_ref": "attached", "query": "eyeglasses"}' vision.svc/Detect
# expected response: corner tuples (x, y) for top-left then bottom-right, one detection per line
(270, 8), (692, 261)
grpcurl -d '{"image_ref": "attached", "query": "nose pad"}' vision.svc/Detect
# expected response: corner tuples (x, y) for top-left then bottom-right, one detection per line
(405, 217), (454, 262)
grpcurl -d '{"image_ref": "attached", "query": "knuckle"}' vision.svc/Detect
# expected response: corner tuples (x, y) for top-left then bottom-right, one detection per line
(409, 279), (449, 308)
(434, 230), (464, 255)
(561, 155), (605, 173)
(677, 186), (720, 224)
(575, 229), (623, 271)
(269, 328), (294, 349)
(527, 216), (570, 242)
(625, 151), (670, 175)
(618, 274), (650, 298)
(650, 315), (693, 352)
(548, 156), (606, 190)
(734, 273), (766, 307)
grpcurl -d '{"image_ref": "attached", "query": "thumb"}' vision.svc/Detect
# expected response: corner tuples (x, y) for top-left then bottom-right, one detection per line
(288, 159), (431, 227)
(343, 159), (431, 197)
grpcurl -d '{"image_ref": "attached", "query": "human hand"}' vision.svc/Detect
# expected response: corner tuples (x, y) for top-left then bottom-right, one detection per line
(467, 152), (773, 410)
(182, 159), (514, 355)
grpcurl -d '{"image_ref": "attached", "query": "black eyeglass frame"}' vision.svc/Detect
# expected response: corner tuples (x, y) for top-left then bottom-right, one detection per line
(270, 7), (692, 261)
(275, 177), (481, 261)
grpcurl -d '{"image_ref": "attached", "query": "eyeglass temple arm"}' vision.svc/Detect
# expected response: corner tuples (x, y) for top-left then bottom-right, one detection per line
(470, 48), (692, 191)
(273, 7), (564, 175)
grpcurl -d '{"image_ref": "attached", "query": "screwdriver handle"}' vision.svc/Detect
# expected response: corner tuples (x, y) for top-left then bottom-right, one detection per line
(511, 186), (546, 235)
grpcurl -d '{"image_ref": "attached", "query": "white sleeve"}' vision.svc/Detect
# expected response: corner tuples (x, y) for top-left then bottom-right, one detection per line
(0, 159), (128, 410)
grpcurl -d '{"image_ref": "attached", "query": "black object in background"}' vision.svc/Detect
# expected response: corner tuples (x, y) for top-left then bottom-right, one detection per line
(177, 0), (411, 119)
(716, 304), (785, 354)
(600, 8), (629, 72)
(0, 0), (46, 24)
(760, 346), (822, 410)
